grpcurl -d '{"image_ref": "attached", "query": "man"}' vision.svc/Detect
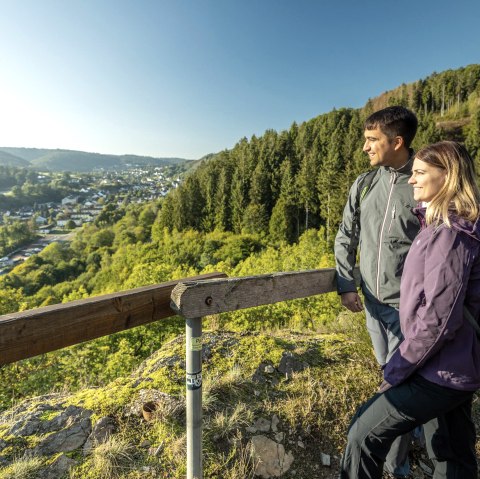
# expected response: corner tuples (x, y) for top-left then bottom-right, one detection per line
(334, 106), (419, 478)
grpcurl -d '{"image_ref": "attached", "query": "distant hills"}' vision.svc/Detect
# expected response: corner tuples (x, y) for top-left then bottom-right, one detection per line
(0, 147), (191, 172)
(0, 150), (31, 168)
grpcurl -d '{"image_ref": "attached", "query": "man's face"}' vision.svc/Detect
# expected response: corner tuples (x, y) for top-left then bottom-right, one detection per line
(363, 127), (397, 167)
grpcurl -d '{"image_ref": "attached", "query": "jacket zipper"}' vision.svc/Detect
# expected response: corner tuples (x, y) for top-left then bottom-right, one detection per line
(376, 170), (397, 299)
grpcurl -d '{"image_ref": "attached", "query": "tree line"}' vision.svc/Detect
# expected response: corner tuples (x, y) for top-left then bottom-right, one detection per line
(156, 64), (480, 245)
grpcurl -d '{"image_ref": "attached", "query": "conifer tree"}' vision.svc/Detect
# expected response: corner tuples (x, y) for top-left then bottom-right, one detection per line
(269, 160), (298, 243)
(214, 164), (233, 231)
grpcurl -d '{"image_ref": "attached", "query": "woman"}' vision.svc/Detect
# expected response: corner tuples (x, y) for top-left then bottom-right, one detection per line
(340, 141), (480, 479)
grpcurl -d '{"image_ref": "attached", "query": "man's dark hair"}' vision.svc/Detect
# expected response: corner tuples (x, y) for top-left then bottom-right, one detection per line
(364, 106), (418, 148)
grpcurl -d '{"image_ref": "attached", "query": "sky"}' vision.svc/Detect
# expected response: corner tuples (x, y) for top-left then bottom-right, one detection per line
(0, 1), (479, 160)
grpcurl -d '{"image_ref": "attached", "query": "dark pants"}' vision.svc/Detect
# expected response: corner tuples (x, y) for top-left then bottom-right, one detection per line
(364, 295), (410, 477)
(339, 375), (476, 479)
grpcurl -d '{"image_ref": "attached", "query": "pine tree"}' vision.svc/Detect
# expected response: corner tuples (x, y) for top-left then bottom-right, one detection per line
(269, 160), (298, 243)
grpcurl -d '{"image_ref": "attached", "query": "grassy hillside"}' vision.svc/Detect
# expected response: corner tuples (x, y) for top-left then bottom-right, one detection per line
(0, 323), (381, 478)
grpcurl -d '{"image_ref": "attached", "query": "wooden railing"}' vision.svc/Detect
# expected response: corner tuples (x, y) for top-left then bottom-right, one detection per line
(0, 272), (227, 366)
(0, 267), (357, 479)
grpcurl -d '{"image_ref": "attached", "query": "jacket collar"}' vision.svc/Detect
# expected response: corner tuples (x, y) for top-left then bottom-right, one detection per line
(395, 149), (415, 174)
(383, 148), (414, 175)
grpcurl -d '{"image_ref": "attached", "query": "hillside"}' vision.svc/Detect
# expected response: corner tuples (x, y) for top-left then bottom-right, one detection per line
(0, 147), (190, 172)
(0, 327), (380, 478)
(0, 150), (30, 168)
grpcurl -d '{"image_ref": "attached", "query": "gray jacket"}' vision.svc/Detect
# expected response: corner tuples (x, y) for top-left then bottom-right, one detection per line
(334, 158), (420, 305)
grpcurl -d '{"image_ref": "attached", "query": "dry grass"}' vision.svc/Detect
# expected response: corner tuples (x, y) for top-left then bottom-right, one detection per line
(221, 433), (256, 479)
(0, 456), (43, 479)
(203, 363), (249, 411)
(88, 435), (134, 479)
(206, 402), (253, 440)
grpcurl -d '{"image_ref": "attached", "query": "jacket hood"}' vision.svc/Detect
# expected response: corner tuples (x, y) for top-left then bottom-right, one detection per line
(414, 206), (480, 242)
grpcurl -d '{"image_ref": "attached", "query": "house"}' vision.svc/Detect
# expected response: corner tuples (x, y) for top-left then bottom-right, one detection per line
(61, 196), (80, 206)
(35, 216), (48, 225)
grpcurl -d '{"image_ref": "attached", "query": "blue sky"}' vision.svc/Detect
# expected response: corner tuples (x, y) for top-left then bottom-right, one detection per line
(0, 0), (479, 160)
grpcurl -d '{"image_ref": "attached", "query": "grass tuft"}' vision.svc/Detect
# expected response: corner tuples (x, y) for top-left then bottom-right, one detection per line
(88, 435), (134, 479)
(0, 456), (43, 479)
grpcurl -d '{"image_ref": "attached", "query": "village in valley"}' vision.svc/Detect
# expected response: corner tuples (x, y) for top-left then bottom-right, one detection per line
(0, 163), (183, 274)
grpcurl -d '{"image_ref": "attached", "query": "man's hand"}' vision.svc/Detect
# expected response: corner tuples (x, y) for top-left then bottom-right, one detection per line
(341, 292), (364, 312)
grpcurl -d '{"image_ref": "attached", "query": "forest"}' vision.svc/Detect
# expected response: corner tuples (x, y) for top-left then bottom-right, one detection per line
(156, 65), (480, 247)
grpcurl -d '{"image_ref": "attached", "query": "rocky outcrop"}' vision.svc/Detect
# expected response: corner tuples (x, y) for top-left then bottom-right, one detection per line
(0, 331), (343, 478)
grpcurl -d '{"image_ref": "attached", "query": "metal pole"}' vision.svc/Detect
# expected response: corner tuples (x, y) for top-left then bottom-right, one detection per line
(186, 316), (203, 479)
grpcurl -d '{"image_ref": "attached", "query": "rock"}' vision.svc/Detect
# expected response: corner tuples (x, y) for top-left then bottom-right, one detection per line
(8, 403), (66, 437)
(254, 417), (271, 433)
(320, 452), (331, 466)
(0, 399), (97, 472)
(250, 435), (294, 478)
(274, 432), (284, 443)
(297, 440), (305, 448)
(35, 453), (77, 479)
(277, 352), (308, 376)
(1, 402), (93, 459)
(32, 413), (92, 456)
(264, 365), (275, 374)
(271, 415), (280, 432)
(252, 362), (274, 384)
(83, 416), (116, 455)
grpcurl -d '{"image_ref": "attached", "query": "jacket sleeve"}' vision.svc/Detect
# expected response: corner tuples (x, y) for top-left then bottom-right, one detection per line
(334, 177), (362, 294)
(383, 227), (472, 386)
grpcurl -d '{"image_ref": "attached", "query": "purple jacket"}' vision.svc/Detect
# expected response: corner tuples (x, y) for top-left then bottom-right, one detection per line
(384, 207), (480, 391)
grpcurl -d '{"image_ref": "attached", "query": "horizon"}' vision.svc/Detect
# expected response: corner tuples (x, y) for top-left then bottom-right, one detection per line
(0, 0), (479, 160)
(0, 146), (193, 161)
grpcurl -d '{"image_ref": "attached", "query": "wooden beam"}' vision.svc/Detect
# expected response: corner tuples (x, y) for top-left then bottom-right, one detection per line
(171, 268), (360, 318)
(0, 272), (227, 366)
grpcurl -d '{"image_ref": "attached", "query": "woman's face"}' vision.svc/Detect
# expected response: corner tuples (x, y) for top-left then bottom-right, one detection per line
(409, 158), (447, 203)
